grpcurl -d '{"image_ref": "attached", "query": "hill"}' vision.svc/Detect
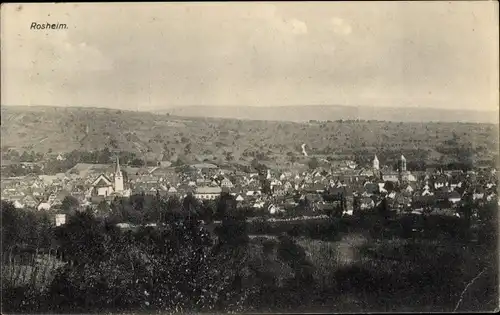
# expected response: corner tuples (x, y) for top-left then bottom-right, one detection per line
(159, 105), (499, 124)
(1, 106), (498, 168)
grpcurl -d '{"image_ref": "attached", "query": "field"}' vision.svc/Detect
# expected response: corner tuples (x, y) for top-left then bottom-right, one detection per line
(1, 106), (498, 168)
(2, 250), (66, 290)
(246, 220), (498, 312)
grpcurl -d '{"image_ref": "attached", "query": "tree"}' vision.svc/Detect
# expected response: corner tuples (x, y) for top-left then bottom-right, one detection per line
(307, 157), (319, 170)
(54, 211), (111, 265)
(61, 196), (80, 213)
(182, 193), (199, 218)
(95, 201), (110, 217)
(215, 192), (248, 247)
(384, 181), (396, 193)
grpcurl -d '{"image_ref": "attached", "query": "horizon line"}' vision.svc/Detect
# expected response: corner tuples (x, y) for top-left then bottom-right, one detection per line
(2, 104), (498, 114)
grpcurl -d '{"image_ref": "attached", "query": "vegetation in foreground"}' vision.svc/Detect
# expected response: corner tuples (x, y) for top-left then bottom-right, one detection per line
(1, 197), (498, 313)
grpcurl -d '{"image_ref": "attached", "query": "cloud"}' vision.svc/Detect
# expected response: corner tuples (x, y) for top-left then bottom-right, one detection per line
(1, 2), (497, 111)
(289, 18), (308, 35)
(330, 17), (352, 35)
(58, 40), (112, 71)
(252, 4), (307, 36)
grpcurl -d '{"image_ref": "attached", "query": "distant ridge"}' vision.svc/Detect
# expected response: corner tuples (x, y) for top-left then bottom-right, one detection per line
(157, 105), (498, 124)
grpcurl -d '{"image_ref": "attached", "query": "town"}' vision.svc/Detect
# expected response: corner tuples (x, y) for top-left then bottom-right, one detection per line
(2, 147), (498, 225)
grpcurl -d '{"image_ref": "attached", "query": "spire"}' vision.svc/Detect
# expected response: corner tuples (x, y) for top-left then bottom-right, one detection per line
(114, 155), (124, 192)
(400, 154), (407, 173)
(373, 154), (380, 170)
(115, 156), (122, 175)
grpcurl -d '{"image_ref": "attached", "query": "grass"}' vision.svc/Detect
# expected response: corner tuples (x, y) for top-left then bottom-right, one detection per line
(2, 251), (65, 290)
(245, 215), (498, 313)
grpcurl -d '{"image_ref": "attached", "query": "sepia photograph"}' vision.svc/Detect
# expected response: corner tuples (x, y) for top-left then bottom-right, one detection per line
(1, 1), (499, 313)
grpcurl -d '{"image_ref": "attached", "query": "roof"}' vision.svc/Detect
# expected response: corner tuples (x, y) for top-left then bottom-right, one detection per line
(382, 172), (399, 177)
(448, 191), (461, 199)
(195, 186), (222, 194)
(92, 174), (112, 187)
(191, 163), (218, 169)
(328, 187), (346, 196)
(413, 195), (437, 206)
(360, 197), (375, 204)
(364, 183), (379, 194)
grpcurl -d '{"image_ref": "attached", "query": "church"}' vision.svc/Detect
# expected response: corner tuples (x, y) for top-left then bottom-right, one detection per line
(372, 154), (416, 183)
(89, 157), (131, 198)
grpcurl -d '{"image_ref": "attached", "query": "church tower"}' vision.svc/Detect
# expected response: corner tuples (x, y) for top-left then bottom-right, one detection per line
(373, 154), (380, 170)
(400, 154), (407, 173)
(114, 156), (124, 192)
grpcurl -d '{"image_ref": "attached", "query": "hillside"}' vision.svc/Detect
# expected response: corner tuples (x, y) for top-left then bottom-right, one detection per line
(160, 105), (499, 124)
(1, 106), (498, 168)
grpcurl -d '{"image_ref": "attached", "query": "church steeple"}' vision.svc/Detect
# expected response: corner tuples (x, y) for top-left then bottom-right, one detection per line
(373, 154), (380, 170)
(115, 156), (122, 176)
(400, 154), (407, 172)
(114, 156), (124, 192)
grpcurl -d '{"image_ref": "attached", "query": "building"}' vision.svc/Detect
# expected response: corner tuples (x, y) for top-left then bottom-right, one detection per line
(114, 156), (124, 193)
(399, 155), (407, 172)
(373, 154), (380, 170)
(55, 214), (67, 226)
(90, 174), (114, 197)
(194, 186), (222, 200)
(89, 157), (131, 198)
(382, 171), (399, 183)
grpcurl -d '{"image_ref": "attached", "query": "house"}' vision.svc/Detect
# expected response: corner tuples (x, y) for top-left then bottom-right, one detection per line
(12, 199), (24, 209)
(412, 195), (437, 210)
(402, 183), (415, 194)
(393, 194), (412, 209)
(37, 202), (51, 211)
(159, 161), (172, 168)
(382, 172), (399, 183)
(56, 154), (66, 161)
(235, 195), (244, 202)
(268, 204), (284, 215)
(472, 186), (485, 200)
(401, 172), (417, 182)
(246, 190), (261, 197)
(421, 183), (434, 196)
(22, 195), (39, 208)
(90, 174), (114, 197)
(363, 182), (379, 196)
(486, 192), (497, 202)
(433, 175), (449, 189)
(378, 182), (388, 193)
(447, 191), (462, 204)
(305, 183), (326, 194)
(31, 187), (44, 197)
(55, 214), (67, 226)
(220, 178), (234, 189)
(253, 201), (265, 209)
(359, 197), (375, 210)
(359, 169), (375, 177)
(273, 186), (287, 197)
(194, 186), (222, 200)
(387, 191), (397, 199)
(51, 190), (71, 208)
(167, 186), (178, 194)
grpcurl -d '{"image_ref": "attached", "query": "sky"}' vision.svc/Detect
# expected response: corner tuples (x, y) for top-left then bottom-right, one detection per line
(1, 2), (498, 111)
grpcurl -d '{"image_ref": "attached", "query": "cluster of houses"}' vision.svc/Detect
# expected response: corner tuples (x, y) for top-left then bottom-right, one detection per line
(2, 154), (498, 219)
